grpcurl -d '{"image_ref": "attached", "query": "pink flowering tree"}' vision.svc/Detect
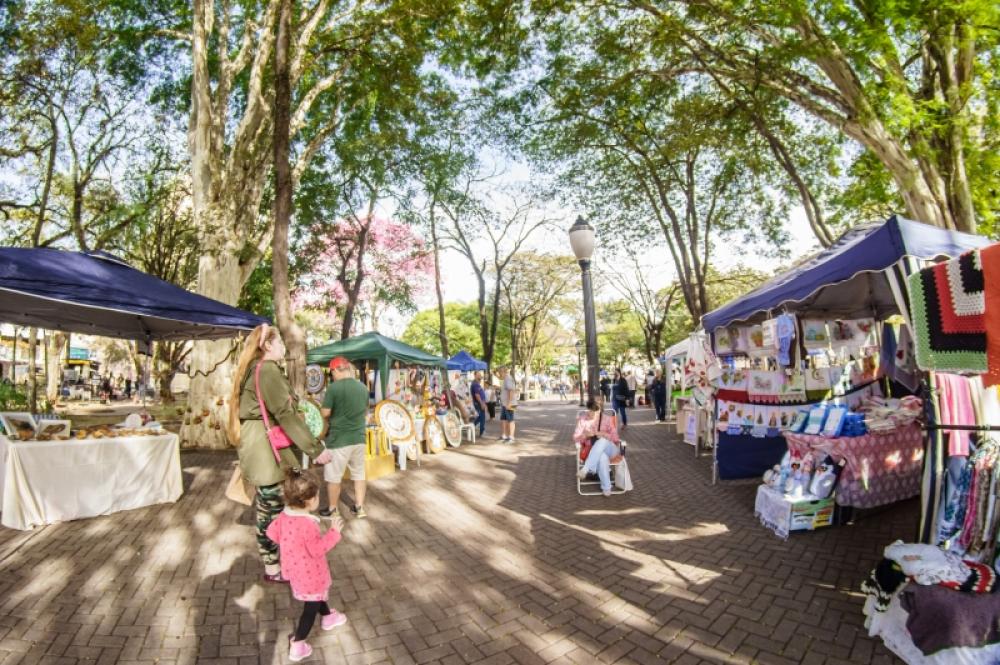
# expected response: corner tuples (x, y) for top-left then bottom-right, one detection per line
(295, 215), (434, 339)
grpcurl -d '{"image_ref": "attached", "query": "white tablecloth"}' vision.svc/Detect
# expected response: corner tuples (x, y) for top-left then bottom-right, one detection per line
(0, 432), (182, 530)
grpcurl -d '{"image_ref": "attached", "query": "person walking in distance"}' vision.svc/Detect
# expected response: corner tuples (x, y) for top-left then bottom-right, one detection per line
(266, 471), (347, 661)
(470, 371), (488, 437)
(652, 370), (668, 422)
(319, 357), (370, 519)
(613, 369), (629, 429)
(499, 366), (518, 443)
(625, 370), (637, 408)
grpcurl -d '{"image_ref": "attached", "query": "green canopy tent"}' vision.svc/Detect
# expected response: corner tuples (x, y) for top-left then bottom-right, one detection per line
(306, 331), (446, 397)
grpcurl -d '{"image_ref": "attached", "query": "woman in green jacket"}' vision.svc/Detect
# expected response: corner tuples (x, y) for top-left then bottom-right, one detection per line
(227, 324), (331, 581)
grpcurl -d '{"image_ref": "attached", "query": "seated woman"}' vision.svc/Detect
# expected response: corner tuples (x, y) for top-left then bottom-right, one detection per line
(574, 399), (623, 496)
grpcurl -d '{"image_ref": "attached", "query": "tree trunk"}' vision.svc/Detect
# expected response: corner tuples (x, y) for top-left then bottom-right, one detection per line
(430, 210), (450, 357)
(181, 252), (244, 449)
(45, 332), (66, 404)
(271, 0), (307, 395)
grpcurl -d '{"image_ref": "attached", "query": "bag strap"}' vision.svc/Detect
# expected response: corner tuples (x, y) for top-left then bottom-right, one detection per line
(254, 362), (273, 431)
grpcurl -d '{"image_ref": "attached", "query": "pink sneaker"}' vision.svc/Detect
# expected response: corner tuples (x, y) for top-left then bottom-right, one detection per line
(321, 610), (347, 630)
(288, 637), (312, 662)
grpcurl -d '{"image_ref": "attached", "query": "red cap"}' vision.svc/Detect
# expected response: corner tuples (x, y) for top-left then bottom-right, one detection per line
(329, 356), (352, 371)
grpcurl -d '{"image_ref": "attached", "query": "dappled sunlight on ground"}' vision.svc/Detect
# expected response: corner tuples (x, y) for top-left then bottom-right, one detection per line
(0, 402), (917, 664)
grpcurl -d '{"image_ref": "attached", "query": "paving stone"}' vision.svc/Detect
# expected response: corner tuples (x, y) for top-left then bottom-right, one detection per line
(0, 403), (911, 664)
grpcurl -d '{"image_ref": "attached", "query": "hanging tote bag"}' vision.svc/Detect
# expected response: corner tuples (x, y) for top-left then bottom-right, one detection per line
(224, 464), (254, 506)
(255, 361), (295, 462)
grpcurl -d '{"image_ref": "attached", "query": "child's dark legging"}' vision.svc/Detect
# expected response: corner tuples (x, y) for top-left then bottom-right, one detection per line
(294, 601), (331, 641)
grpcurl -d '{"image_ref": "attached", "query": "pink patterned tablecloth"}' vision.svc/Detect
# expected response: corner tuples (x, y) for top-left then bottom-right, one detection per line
(783, 424), (924, 509)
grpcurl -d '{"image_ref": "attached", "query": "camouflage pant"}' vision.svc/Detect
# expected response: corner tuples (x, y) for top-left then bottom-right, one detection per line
(255, 483), (284, 567)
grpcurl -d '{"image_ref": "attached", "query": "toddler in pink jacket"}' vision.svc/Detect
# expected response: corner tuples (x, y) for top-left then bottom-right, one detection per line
(266, 471), (346, 661)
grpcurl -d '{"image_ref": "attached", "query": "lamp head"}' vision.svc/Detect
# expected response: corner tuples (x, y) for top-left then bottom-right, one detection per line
(568, 216), (595, 262)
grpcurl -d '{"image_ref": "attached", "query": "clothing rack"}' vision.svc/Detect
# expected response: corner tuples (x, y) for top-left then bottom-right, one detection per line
(925, 424), (1000, 432)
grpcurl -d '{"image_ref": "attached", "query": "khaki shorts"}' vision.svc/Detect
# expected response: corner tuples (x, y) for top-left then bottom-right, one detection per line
(323, 443), (366, 482)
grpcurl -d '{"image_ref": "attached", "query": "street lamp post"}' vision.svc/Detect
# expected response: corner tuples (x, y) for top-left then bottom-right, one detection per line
(569, 216), (599, 404)
(574, 340), (585, 406)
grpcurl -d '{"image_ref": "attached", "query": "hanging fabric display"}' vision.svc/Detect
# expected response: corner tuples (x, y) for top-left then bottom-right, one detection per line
(714, 327), (735, 355)
(908, 261), (988, 372)
(980, 244), (1000, 386)
(801, 319), (830, 349)
(775, 314), (796, 366)
(747, 370), (782, 404)
(778, 370), (806, 403)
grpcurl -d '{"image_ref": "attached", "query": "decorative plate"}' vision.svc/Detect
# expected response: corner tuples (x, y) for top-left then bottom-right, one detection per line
(374, 400), (415, 441)
(305, 364), (326, 394)
(423, 416), (446, 454)
(299, 399), (324, 437)
(442, 410), (462, 448)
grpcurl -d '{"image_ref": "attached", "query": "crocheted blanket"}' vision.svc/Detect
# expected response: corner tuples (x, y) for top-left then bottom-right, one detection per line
(909, 265), (987, 373)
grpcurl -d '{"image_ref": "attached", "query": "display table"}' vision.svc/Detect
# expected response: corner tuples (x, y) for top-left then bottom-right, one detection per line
(784, 423), (923, 509)
(0, 432), (182, 530)
(754, 485), (835, 539)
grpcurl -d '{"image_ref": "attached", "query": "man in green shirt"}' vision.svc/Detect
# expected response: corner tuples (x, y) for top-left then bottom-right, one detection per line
(319, 356), (370, 519)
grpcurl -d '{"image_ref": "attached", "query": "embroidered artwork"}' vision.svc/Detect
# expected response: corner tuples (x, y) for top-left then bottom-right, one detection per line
(802, 319), (830, 348)
(714, 328), (735, 355)
(762, 319), (777, 349)
(746, 325), (769, 356)
(779, 370), (806, 403)
(719, 367), (748, 391)
(748, 370), (782, 403)
(805, 366), (834, 394)
(716, 399), (733, 431)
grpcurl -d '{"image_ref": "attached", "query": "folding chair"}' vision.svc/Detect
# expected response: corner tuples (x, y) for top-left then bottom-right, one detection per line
(575, 408), (628, 496)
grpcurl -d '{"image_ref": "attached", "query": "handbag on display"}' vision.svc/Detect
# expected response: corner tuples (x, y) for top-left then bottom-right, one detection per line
(255, 361), (295, 462)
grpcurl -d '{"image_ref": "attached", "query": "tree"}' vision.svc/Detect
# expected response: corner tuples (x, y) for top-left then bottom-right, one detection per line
(502, 0), (999, 233)
(499, 252), (576, 384)
(401, 303), (487, 358)
(295, 215), (434, 340)
(438, 186), (554, 372)
(604, 255), (680, 364)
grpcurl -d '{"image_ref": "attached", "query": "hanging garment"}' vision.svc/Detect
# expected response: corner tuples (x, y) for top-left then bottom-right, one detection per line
(935, 373), (977, 456)
(909, 265), (988, 372)
(981, 244), (1000, 386)
(775, 314), (796, 366)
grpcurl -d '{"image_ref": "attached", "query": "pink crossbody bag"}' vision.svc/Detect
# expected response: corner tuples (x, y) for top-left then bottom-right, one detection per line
(255, 361), (294, 462)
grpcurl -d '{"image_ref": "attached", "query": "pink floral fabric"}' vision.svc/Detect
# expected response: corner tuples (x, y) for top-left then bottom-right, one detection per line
(784, 424), (924, 509)
(266, 509), (341, 601)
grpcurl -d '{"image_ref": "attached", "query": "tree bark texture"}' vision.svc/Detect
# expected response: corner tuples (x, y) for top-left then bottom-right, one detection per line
(429, 209), (450, 357)
(271, 0), (307, 396)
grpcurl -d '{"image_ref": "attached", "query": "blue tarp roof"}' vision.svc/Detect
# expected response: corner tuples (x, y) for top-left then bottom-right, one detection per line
(446, 350), (487, 371)
(702, 216), (990, 331)
(0, 248), (268, 340)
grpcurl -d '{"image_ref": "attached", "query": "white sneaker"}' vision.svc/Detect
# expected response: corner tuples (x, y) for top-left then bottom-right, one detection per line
(508, 437), (515, 444)
(577, 467), (588, 480)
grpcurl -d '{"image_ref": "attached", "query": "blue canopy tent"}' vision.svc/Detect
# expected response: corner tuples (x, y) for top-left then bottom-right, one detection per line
(701, 216), (990, 481)
(0, 248), (268, 340)
(446, 350), (487, 372)
(703, 216), (989, 332)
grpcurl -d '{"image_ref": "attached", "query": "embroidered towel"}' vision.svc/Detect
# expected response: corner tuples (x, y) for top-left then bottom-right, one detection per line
(934, 373), (975, 456)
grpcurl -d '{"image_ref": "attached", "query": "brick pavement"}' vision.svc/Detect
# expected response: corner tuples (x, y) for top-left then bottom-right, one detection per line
(0, 401), (914, 664)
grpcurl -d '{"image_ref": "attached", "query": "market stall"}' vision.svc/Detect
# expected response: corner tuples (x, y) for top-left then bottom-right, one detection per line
(0, 247), (267, 530)
(701, 216), (988, 491)
(307, 332), (449, 462)
(860, 240), (1000, 664)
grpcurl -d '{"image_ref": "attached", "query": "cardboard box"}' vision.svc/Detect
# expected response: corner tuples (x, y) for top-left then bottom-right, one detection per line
(789, 496), (835, 532)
